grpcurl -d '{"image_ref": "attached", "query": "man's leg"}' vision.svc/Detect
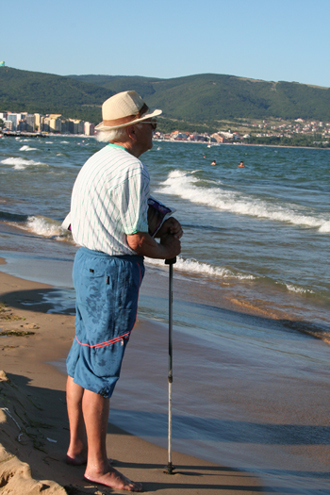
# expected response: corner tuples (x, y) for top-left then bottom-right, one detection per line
(66, 375), (87, 464)
(83, 389), (142, 492)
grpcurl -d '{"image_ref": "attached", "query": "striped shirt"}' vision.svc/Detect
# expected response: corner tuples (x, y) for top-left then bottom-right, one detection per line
(70, 143), (150, 256)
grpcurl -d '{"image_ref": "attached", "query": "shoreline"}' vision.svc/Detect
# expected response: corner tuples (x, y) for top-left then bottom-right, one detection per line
(154, 139), (329, 151)
(0, 265), (266, 494)
(1, 129), (327, 150)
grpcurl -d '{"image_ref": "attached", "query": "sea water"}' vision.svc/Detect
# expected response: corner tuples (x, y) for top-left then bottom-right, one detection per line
(0, 135), (330, 492)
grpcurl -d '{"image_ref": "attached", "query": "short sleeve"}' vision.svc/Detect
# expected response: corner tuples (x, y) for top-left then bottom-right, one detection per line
(116, 164), (150, 235)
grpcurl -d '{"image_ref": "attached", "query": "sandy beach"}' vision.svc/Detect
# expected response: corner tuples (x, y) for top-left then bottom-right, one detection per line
(0, 262), (267, 495)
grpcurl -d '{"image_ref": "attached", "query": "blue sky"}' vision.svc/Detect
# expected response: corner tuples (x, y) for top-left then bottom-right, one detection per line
(2, 0), (330, 87)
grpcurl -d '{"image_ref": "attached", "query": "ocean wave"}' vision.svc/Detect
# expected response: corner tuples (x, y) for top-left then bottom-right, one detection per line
(0, 157), (47, 170)
(2, 213), (73, 243)
(319, 221), (330, 233)
(10, 215), (71, 240)
(19, 145), (38, 151)
(26, 216), (62, 236)
(190, 169), (223, 186)
(155, 170), (330, 233)
(285, 284), (314, 295)
(145, 256), (255, 281)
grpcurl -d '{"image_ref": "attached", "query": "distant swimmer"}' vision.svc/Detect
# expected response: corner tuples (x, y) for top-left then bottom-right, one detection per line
(238, 161), (244, 168)
(211, 160), (216, 166)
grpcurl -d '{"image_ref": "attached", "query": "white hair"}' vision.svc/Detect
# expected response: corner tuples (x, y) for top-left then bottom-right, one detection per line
(94, 127), (128, 143)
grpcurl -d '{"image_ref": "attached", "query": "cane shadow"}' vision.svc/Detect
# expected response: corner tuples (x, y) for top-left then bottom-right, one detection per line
(110, 409), (330, 495)
(108, 409), (330, 490)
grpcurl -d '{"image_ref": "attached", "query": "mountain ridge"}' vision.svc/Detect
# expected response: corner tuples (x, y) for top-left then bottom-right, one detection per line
(1, 67), (330, 127)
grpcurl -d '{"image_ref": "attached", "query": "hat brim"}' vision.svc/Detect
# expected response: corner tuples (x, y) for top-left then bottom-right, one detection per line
(95, 108), (162, 131)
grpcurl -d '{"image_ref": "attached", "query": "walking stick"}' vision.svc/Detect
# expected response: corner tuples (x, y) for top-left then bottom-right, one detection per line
(164, 256), (176, 474)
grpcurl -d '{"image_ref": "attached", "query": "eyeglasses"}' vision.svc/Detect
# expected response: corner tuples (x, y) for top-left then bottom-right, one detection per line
(139, 120), (157, 130)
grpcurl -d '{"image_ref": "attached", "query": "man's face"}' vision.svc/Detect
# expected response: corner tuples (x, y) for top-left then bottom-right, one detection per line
(134, 120), (157, 154)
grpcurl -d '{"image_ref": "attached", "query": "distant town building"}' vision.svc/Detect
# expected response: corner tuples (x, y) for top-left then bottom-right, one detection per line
(6, 113), (18, 130)
(212, 133), (224, 143)
(84, 122), (95, 136)
(34, 113), (43, 131)
(218, 131), (234, 140)
(25, 114), (35, 132)
(0, 109), (95, 135)
(48, 114), (63, 133)
(68, 119), (84, 134)
(4, 119), (14, 130)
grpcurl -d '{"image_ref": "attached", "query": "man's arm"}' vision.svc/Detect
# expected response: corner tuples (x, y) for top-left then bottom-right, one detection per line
(126, 231), (181, 259)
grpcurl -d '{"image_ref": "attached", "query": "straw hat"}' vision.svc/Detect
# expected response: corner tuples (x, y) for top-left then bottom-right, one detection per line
(95, 90), (162, 131)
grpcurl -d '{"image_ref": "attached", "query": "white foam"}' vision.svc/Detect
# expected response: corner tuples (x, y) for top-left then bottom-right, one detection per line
(146, 256), (255, 281)
(155, 170), (330, 232)
(285, 284), (314, 295)
(25, 216), (63, 237)
(0, 157), (46, 170)
(20, 216), (74, 243)
(19, 145), (38, 151)
(319, 221), (330, 233)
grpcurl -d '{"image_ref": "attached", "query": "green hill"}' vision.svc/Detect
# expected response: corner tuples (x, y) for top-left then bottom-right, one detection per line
(1, 67), (330, 129)
(0, 67), (111, 123)
(69, 73), (330, 123)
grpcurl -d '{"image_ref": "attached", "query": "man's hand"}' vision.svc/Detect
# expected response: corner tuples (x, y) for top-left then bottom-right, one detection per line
(159, 232), (181, 259)
(157, 217), (183, 240)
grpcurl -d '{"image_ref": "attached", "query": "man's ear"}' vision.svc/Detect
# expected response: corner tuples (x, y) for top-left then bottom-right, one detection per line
(126, 125), (136, 141)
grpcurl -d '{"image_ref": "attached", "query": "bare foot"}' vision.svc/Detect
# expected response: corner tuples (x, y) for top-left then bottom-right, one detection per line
(84, 466), (142, 492)
(66, 442), (88, 465)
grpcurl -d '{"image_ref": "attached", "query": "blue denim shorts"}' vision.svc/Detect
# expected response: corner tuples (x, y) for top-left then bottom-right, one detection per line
(66, 247), (145, 398)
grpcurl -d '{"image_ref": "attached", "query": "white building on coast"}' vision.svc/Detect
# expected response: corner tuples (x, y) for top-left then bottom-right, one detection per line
(0, 110), (94, 136)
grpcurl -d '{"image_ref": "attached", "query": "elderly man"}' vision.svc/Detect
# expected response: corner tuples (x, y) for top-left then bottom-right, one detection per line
(65, 91), (182, 492)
